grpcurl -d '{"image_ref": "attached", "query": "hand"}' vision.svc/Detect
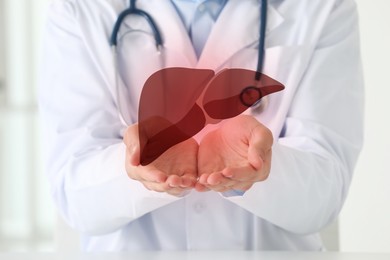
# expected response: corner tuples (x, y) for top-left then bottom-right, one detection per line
(196, 115), (273, 193)
(123, 124), (198, 196)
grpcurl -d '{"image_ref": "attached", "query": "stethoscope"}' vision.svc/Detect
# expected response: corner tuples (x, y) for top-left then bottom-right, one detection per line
(110, 0), (268, 126)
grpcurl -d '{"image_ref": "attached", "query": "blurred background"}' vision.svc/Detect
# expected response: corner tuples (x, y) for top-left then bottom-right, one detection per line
(0, 0), (389, 252)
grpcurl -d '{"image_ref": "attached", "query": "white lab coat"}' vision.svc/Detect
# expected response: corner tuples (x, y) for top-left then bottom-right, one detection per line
(39, 0), (364, 251)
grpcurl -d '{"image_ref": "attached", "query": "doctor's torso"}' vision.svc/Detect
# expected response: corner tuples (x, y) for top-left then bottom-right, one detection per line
(41, 0), (362, 251)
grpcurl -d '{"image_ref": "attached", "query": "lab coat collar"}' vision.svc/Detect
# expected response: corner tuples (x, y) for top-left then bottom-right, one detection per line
(138, 0), (284, 70)
(138, 0), (198, 66)
(198, 0), (285, 70)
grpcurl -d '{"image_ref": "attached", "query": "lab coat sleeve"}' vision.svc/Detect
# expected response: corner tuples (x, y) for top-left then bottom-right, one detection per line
(224, 0), (364, 235)
(39, 0), (181, 236)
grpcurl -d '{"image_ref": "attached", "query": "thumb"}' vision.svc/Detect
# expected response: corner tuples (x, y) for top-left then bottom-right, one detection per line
(123, 124), (141, 166)
(248, 124), (273, 170)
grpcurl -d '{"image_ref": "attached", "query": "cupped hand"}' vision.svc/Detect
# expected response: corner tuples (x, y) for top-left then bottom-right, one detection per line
(196, 115), (273, 193)
(123, 124), (198, 196)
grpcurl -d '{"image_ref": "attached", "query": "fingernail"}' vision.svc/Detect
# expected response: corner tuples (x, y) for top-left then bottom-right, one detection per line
(181, 179), (190, 187)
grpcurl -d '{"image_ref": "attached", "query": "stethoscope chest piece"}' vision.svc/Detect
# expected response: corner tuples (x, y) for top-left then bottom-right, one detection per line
(240, 86), (263, 107)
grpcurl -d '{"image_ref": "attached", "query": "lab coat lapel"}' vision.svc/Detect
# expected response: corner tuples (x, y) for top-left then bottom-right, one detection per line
(138, 0), (198, 67)
(198, 0), (285, 71)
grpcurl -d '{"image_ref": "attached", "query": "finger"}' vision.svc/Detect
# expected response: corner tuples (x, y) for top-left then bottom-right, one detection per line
(180, 173), (197, 188)
(166, 174), (194, 188)
(219, 178), (238, 188)
(126, 159), (168, 183)
(198, 173), (210, 185)
(124, 124), (141, 166)
(165, 183), (190, 196)
(200, 172), (233, 186)
(248, 124), (273, 170)
(221, 166), (258, 182)
(195, 182), (210, 192)
(165, 175), (181, 188)
(207, 173), (238, 187)
(260, 149), (272, 181)
(143, 180), (188, 196)
(206, 172), (225, 185)
(137, 168), (167, 183)
(198, 174), (235, 191)
(142, 181), (171, 193)
(166, 188), (188, 196)
(142, 181), (164, 192)
(165, 174), (196, 189)
(203, 180), (243, 192)
(125, 158), (145, 181)
(231, 182), (254, 192)
(208, 185), (232, 193)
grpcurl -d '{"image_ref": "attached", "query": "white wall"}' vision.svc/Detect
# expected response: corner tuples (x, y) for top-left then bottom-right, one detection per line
(0, 0), (388, 252)
(0, 0), (5, 100)
(339, 0), (390, 253)
(0, 0), (53, 251)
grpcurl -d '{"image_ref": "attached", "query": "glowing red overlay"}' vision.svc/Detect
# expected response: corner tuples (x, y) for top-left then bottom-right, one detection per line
(138, 68), (284, 165)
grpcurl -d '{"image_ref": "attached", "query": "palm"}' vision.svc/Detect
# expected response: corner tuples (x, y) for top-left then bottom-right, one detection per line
(151, 138), (198, 178)
(124, 123), (199, 193)
(198, 122), (250, 174)
(197, 115), (273, 192)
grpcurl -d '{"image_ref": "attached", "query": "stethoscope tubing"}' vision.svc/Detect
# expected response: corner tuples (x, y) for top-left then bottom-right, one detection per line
(110, 0), (163, 48)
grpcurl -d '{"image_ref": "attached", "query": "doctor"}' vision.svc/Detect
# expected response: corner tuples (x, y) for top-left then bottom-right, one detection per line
(39, 0), (364, 251)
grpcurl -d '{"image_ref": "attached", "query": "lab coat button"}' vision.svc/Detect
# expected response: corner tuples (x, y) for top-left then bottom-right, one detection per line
(198, 4), (205, 12)
(193, 203), (205, 213)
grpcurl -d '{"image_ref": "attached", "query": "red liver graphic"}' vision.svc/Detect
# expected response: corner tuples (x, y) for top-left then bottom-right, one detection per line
(138, 68), (284, 165)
